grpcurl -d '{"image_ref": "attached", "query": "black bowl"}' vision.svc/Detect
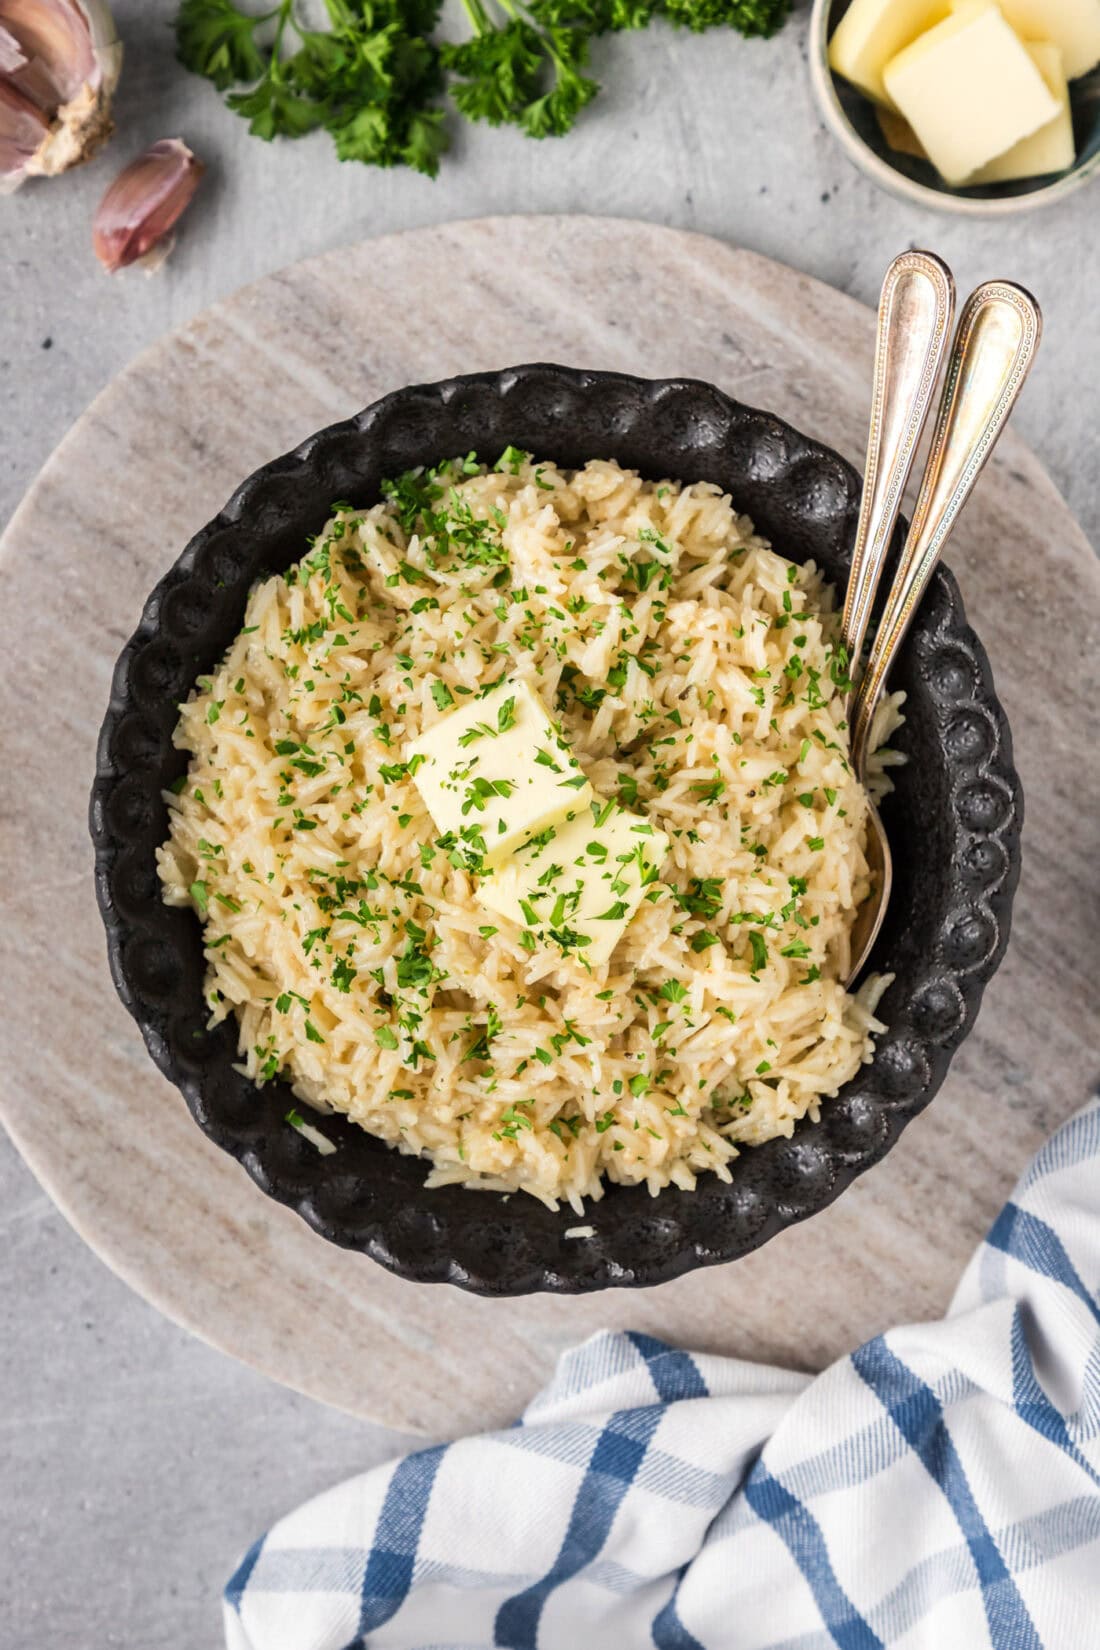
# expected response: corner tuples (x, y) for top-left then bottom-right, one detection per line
(90, 365), (1022, 1294)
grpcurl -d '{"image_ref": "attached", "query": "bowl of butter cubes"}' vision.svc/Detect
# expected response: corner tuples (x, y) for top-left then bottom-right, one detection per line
(809, 0), (1100, 212)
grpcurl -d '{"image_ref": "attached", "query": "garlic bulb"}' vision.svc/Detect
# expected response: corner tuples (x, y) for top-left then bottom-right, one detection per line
(93, 138), (204, 274)
(0, 0), (121, 192)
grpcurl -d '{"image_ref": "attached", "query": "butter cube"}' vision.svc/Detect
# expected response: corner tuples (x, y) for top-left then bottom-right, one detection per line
(477, 798), (669, 966)
(408, 679), (592, 867)
(970, 43), (1075, 182)
(829, 0), (950, 107)
(883, 0), (1060, 185)
(955, 0), (1100, 78)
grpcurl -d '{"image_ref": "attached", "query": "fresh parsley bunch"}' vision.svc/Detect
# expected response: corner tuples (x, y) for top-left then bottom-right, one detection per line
(176, 0), (790, 177)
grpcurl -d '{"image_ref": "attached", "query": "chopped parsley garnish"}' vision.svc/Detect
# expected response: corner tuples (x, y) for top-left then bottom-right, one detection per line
(461, 776), (514, 814)
(780, 939), (811, 959)
(677, 878), (723, 920)
(395, 935), (439, 990)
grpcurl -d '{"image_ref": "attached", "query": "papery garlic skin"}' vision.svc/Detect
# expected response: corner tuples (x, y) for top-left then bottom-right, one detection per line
(0, 0), (122, 193)
(0, 76), (48, 181)
(93, 138), (205, 274)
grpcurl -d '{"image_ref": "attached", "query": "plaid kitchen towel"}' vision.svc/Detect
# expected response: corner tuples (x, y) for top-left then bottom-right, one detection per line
(225, 1099), (1100, 1650)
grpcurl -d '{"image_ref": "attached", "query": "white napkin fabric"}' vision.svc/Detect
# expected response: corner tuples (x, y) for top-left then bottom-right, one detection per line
(225, 1099), (1100, 1649)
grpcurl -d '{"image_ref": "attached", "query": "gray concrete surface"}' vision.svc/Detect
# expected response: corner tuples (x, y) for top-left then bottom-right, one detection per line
(2, 1), (1098, 1645)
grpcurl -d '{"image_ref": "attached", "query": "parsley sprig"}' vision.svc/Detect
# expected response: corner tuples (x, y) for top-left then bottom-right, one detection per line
(176, 0), (790, 176)
(177, 0), (448, 175)
(442, 0), (597, 139)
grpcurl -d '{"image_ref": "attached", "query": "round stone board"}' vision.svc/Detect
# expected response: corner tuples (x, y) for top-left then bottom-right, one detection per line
(2, 216), (1098, 1437)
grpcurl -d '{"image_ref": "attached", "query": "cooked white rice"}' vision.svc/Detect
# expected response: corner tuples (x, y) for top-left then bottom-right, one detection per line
(158, 454), (903, 1213)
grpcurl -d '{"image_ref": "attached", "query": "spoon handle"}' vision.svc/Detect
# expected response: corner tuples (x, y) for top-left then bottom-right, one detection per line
(841, 250), (955, 675)
(850, 281), (1043, 775)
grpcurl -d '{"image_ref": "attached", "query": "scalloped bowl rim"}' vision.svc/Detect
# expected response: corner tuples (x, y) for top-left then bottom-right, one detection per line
(89, 364), (1023, 1295)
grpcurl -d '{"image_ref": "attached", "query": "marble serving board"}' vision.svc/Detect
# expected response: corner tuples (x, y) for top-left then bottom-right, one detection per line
(2, 216), (1098, 1437)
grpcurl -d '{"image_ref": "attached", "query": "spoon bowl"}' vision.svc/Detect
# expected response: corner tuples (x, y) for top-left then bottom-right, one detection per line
(847, 799), (892, 986)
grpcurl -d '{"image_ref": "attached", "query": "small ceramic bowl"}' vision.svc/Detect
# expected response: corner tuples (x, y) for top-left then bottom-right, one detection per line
(90, 365), (1022, 1295)
(809, 0), (1100, 215)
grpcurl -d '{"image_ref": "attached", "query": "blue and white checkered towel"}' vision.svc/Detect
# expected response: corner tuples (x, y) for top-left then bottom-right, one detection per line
(225, 1100), (1100, 1650)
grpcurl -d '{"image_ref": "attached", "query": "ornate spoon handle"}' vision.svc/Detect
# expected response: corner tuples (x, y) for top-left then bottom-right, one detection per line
(850, 281), (1042, 774)
(841, 250), (955, 684)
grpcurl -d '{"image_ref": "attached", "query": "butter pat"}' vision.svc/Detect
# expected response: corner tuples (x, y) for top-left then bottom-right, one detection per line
(477, 798), (669, 966)
(883, 0), (1060, 185)
(408, 679), (592, 867)
(970, 43), (1075, 182)
(957, 0), (1100, 78)
(828, 0), (949, 106)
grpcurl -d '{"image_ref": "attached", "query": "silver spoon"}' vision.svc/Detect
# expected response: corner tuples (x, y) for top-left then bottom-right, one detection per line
(845, 278), (1043, 985)
(841, 251), (957, 677)
(836, 250), (956, 978)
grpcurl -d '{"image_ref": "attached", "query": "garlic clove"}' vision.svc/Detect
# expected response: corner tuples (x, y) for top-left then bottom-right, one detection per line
(1, 0), (98, 105)
(92, 138), (204, 274)
(0, 0), (121, 189)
